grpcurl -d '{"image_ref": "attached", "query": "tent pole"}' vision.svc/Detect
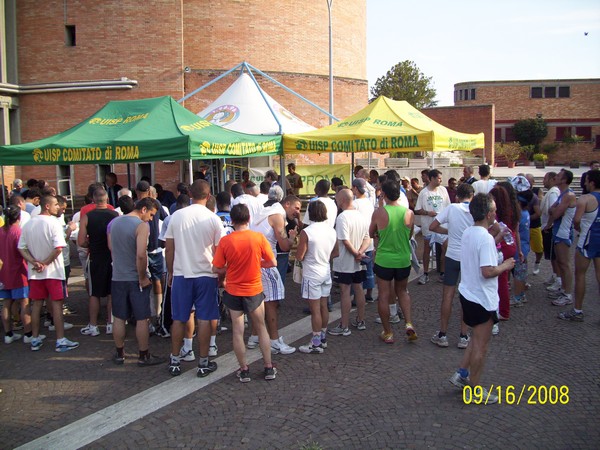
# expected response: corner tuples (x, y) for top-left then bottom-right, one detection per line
(279, 156), (286, 191)
(177, 62), (245, 103)
(1, 165), (6, 208)
(126, 164), (132, 190)
(431, 151), (435, 169)
(351, 152), (355, 181)
(189, 160), (193, 184)
(221, 158), (226, 192)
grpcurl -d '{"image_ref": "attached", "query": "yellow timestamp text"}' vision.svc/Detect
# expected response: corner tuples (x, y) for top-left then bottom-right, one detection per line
(463, 385), (569, 405)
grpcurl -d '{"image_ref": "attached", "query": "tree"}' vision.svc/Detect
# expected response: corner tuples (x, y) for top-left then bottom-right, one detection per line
(369, 60), (437, 108)
(512, 118), (548, 150)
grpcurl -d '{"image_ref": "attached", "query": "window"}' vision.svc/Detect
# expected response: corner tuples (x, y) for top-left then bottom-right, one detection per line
(464, 89), (469, 101)
(575, 127), (592, 141)
(459, 90), (463, 101)
(505, 128), (515, 142)
(531, 85), (570, 98)
(495, 128), (502, 142)
(471, 88), (476, 100)
(544, 86), (556, 98)
(65, 25), (76, 46)
(531, 87), (543, 98)
(558, 86), (570, 98)
(595, 135), (600, 150)
(555, 126), (571, 141)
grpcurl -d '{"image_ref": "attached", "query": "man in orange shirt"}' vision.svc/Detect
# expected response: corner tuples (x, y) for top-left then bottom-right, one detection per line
(212, 204), (278, 383)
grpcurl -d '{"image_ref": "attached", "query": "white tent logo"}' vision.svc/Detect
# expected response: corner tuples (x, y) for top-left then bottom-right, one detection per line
(203, 105), (240, 126)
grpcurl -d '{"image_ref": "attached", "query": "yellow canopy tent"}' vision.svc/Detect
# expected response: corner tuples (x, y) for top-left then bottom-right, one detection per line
(283, 96), (484, 154)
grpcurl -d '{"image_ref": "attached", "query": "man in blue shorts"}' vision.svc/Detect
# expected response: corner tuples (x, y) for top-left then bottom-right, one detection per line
(165, 180), (225, 377)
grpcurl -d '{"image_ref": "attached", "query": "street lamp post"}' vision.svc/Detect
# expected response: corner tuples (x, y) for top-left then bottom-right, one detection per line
(327, 0), (334, 164)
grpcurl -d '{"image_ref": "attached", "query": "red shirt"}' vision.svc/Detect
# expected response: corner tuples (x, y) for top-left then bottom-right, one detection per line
(80, 203), (115, 218)
(0, 225), (28, 289)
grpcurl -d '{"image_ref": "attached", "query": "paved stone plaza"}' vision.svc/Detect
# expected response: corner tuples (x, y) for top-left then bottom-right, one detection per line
(1, 250), (598, 449)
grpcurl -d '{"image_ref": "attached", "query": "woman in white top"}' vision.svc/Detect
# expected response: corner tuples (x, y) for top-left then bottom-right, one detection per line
(295, 201), (338, 354)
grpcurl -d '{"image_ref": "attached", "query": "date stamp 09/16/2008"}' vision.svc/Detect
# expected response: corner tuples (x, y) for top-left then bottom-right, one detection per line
(463, 385), (570, 405)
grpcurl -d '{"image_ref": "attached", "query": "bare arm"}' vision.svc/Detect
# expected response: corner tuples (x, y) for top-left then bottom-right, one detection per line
(573, 195), (588, 232)
(77, 214), (89, 248)
(330, 241), (340, 260)
(165, 238), (174, 286)
(270, 214), (295, 252)
(136, 223), (151, 288)
(548, 192), (576, 223)
(295, 230), (308, 261)
(481, 258), (515, 278)
(429, 218), (447, 235)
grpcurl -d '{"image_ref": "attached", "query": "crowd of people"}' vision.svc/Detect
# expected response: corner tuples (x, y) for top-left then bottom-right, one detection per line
(1, 161), (598, 393)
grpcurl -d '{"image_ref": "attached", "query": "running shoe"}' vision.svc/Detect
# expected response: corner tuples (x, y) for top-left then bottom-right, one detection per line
(264, 366), (277, 381)
(271, 337), (296, 355)
(299, 340), (324, 354)
(237, 367), (251, 383)
(418, 273), (429, 285)
(168, 356), (181, 376)
(405, 324), (418, 341)
(457, 335), (470, 349)
(30, 337), (43, 351)
(137, 353), (164, 366)
(197, 360), (217, 377)
(209, 344), (218, 357)
(247, 335), (259, 349)
(80, 324), (100, 336)
(49, 322), (73, 332)
(4, 333), (22, 344)
(558, 308), (584, 322)
(55, 338), (79, 353)
(179, 348), (195, 362)
(379, 331), (395, 344)
(24, 334), (46, 344)
(449, 371), (470, 389)
(552, 294), (573, 307)
(375, 314), (401, 324)
(327, 324), (351, 336)
(350, 317), (366, 331)
(430, 332), (448, 348)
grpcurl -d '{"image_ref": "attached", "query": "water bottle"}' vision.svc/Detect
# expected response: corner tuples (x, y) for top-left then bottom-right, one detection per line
(498, 221), (514, 245)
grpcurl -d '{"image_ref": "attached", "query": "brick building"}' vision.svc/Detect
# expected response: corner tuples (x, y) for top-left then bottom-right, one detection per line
(454, 78), (600, 165)
(0, 0), (367, 198)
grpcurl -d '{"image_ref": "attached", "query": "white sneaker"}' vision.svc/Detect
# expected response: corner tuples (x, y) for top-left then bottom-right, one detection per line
(24, 334), (46, 344)
(209, 344), (218, 357)
(546, 279), (562, 291)
(374, 314), (401, 324)
(80, 324), (100, 337)
(49, 322), (73, 331)
(543, 274), (557, 286)
(106, 323), (113, 335)
(418, 273), (429, 285)
(247, 335), (259, 349)
(552, 294), (573, 307)
(532, 263), (540, 275)
(492, 323), (499, 335)
(457, 335), (470, 349)
(55, 337), (79, 352)
(4, 333), (22, 344)
(179, 348), (195, 362)
(271, 336), (296, 355)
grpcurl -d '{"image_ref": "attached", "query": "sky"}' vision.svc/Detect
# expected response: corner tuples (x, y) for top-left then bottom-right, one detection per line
(367, 0), (600, 106)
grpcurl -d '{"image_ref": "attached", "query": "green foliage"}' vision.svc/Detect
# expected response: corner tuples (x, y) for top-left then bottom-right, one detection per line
(495, 142), (523, 162)
(512, 118), (548, 149)
(540, 143), (559, 154)
(370, 60), (438, 108)
(533, 153), (548, 162)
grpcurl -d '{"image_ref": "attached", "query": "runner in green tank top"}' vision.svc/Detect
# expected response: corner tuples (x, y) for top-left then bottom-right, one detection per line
(369, 180), (418, 344)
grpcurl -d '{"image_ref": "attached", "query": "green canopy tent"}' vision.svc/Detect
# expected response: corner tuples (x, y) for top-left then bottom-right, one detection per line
(0, 96), (281, 165)
(0, 96), (281, 199)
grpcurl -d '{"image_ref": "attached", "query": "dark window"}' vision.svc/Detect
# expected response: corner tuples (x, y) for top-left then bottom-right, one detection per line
(544, 86), (556, 98)
(595, 135), (600, 150)
(531, 87), (542, 98)
(575, 126), (592, 141)
(65, 25), (76, 46)
(494, 128), (503, 142)
(558, 86), (570, 98)
(459, 90), (463, 101)
(555, 126), (571, 141)
(454, 91), (458, 102)
(505, 128), (515, 142)
(464, 89), (469, 100)
(471, 88), (476, 100)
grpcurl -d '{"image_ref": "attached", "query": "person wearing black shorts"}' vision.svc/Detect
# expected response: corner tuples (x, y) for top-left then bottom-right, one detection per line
(448, 194), (514, 404)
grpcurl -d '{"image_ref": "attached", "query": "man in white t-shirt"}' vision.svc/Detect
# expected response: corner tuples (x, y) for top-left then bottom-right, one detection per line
(328, 189), (371, 336)
(352, 178), (375, 303)
(357, 168), (377, 208)
(165, 180), (225, 378)
(231, 182), (263, 226)
(18, 195), (79, 353)
(471, 164), (497, 195)
(448, 193), (514, 403)
(429, 183), (474, 349)
(302, 179), (337, 229)
(415, 169), (450, 284)
(539, 171), (561, 286)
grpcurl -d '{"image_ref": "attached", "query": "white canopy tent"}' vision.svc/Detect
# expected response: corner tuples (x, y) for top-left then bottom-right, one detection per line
(197, 72), (316, 135)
